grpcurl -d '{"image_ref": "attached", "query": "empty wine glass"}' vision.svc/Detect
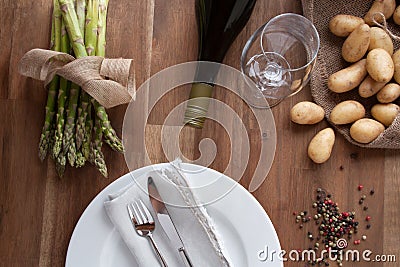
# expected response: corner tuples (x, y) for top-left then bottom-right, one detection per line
(241, 13), (320, 108)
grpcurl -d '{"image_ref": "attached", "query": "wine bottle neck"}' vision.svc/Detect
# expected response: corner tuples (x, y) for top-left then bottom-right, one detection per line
(184, 82), (214, 128)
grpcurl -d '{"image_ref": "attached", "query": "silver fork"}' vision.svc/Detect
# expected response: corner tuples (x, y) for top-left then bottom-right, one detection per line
(127, 199), (168, 267)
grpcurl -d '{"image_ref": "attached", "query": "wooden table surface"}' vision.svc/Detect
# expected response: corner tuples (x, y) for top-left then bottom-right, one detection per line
(1, 0), (399, 266)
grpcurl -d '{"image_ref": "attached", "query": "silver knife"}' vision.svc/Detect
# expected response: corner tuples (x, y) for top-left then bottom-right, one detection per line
(148, 176), (193, 267)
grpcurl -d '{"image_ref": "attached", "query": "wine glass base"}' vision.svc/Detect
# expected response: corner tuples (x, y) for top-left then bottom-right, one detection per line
(242, 93), (284, 109)
(264, 98), (284, 108)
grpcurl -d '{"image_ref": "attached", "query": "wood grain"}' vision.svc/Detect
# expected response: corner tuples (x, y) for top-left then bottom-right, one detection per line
(0, 0), (399, 266)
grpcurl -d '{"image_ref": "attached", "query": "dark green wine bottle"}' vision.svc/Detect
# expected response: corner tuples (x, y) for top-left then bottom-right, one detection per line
(184, 0), (257, 128)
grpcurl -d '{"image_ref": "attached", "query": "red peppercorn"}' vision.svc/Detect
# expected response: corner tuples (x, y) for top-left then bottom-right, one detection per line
(358, 185), (364, 191)
(354, 240), (361, 245)
(366, 216), (371, 221)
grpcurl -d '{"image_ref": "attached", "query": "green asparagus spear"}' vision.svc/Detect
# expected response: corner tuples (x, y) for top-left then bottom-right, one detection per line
(85, 0), (99, 56)
(93, 100), (123, 152)
(38, 0), (62, 161)
(39, 78), (59, 161)
(58, 0), (87, 163)
(95, 0), (124, 153)
(53, 20), (71, 160)
(76, 0), (98, 148)
(63, 0), (87, 166)
(64, 83), (80, 166)
(96, 0), (109, 57)
(81, 103), (93, 160)
(76, 93), (89, 148)
(91, 116), (108, 177)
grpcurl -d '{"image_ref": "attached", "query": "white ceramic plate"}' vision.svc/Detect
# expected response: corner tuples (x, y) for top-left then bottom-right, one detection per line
(66, 163), (283, 266)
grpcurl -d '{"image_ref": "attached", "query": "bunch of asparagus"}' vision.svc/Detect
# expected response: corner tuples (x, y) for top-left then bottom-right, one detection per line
(39, 0), (123, 177)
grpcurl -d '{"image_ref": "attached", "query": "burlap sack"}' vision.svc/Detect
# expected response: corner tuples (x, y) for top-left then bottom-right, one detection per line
(302, 0), (400, 149)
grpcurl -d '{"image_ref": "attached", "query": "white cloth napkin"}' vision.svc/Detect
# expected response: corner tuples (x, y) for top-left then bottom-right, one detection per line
(104, 161), (232, 267)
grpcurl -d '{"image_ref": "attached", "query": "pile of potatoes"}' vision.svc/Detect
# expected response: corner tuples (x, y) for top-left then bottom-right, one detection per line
(290, 0), (400, 164)
(328, 0), (400, 143)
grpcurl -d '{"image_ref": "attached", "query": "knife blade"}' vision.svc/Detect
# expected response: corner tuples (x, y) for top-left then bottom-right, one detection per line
(148, 176), (193, 267)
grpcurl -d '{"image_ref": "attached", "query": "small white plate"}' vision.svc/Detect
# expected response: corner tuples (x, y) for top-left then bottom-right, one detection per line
(66, 163), (283, 266)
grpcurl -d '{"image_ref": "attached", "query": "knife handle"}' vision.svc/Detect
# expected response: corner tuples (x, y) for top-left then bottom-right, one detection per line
(179, 247), (193, 267)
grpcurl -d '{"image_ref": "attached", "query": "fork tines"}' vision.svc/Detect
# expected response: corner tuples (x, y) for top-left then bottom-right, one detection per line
(127, 199), (155, 225)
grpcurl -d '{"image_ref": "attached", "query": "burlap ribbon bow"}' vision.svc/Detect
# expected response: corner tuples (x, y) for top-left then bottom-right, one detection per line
(18, 48), (135, 108)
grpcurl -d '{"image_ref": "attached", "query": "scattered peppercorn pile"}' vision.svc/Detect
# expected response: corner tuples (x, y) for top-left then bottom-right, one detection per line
(293, 186), (375, 266)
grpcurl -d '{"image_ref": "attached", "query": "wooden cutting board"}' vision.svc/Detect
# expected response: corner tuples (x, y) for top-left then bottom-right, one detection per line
(0, 0), (398, 266)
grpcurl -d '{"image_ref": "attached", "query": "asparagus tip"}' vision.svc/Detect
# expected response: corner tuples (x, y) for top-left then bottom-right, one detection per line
(39, 135), (48, 161)
(55, 154), (66, 178)
(75, 151), (86, 168)
(67, 143), (77, 167)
